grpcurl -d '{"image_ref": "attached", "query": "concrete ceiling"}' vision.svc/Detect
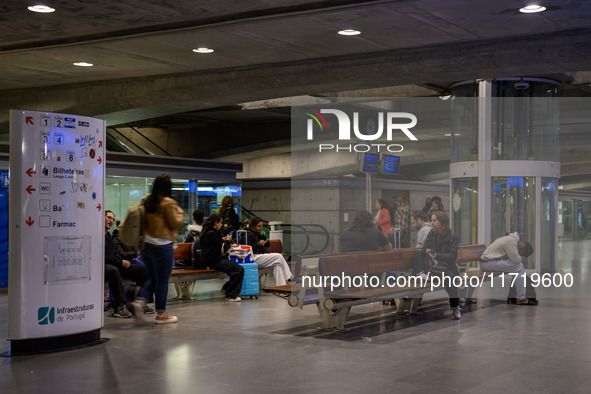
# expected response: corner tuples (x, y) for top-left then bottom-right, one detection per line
(3, 0), (591, 188)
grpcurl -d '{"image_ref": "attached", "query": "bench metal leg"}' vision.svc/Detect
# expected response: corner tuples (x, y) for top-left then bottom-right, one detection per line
(174, 281), (196, 300)
(316, 301), (351, 331)
(259, 273), (268, 289)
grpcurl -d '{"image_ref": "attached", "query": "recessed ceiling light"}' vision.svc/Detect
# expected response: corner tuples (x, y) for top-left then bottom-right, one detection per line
(519, 5), (546, 13)
(193, 47), (214, 53)
(338, 29), (361, 36)
(73, 62), (93, 67)
(28, 5), (55, 13)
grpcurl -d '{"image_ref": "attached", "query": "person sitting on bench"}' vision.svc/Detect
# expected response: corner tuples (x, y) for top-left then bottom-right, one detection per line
(246, 216), (293, 286)
(341, 210), (393, 252)
(395, 210), (433, 316)
(479, 232), (537, 305)
(422, 211), (462, 320)
(184, 209), (204, 242)
(104, 210), (150, 318)
(201, 213), (244, 302)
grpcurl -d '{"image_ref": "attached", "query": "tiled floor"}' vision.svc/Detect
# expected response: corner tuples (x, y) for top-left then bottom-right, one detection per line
(1, 240), (590, 393)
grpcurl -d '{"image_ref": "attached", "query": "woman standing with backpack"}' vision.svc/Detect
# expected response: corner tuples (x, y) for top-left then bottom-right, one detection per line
(132, 174), (184, 324)
(219, 196), (241, 236)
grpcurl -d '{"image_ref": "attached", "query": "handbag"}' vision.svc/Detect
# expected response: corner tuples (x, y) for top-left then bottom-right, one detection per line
(429, 260), (448, 278)
(228, 245), (254, 263)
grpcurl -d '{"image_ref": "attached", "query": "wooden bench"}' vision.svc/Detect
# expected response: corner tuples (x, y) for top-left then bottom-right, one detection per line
(170, 242), (225, 300)
(263, 244), (485, 331)
(170, 240), (285, 300)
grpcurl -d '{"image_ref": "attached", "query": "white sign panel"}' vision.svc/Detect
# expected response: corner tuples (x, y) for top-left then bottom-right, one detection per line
(8, 110), (105, 340)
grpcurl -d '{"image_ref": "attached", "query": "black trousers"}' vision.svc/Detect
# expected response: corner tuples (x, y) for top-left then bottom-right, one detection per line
(119, 263), (148, 288)
(212, 259), (244, 299)
(411, 251), (428, 275)
(105, 263), (149, 305)
(105, 264), (126, 305)
(444, 283), (460, 307)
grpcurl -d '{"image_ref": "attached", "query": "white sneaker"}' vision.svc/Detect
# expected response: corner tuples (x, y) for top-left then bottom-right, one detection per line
(226, 296), (241, 302)
(452, 306), (461, 320)
(155, 312), (178, 324)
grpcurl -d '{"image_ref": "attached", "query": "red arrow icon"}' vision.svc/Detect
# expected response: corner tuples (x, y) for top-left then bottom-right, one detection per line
(26, 168), (36, 177)
(98, 141), (103, 148)
(25, 116), (34, 125)
(97, 156), (102, 165)
(96, 203), (101, 212)
(25, 217), (34, 226)
(26, 185), (36, 194)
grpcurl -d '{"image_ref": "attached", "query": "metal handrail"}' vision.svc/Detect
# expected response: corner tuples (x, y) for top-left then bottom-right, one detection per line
(238, 207), (330, 257)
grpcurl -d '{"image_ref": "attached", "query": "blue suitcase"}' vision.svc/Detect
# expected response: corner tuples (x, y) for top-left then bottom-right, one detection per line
(239, 262), (259, 299)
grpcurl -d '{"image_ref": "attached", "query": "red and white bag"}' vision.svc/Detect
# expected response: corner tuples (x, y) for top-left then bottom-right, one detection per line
(228, 245), (254, 263)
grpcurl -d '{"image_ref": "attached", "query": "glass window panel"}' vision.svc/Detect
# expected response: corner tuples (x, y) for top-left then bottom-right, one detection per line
(491, 176), (535, 269)
(450, 94), (478, 163)
(106, 176), (242, 242)
(541, 178), (557, 272)
(558, 199), (573, 241)
(452, 178), (478, 244)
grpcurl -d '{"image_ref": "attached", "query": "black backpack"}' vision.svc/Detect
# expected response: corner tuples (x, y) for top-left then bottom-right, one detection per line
(190, 235), (206, 269)
(179, 229), (206, 269)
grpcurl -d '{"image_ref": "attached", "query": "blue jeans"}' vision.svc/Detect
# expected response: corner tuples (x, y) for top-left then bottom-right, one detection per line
(138, 243), (174, 312)
(480, 259), (526, 301)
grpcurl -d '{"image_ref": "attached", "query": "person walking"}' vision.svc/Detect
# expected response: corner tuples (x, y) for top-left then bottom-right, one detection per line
(132, 174), (184, 324)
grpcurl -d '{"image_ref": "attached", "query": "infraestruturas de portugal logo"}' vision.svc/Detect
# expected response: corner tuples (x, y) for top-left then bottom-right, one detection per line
(37, 306), (55, 325)
(304, 108), (418, 153)
(37, 304), (94, 325)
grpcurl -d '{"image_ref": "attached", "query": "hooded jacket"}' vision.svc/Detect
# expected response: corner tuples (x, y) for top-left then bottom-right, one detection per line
(143, 194), (184, 242)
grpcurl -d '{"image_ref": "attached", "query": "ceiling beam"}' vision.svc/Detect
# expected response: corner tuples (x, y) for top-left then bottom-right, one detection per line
(3, 27), (591, 128)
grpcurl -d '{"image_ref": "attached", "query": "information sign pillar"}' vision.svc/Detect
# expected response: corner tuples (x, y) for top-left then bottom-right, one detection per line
(6, 110), (105, 355)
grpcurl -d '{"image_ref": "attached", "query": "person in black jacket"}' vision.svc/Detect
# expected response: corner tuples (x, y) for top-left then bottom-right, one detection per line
(104, 210), (149, 317)
(422, 210), (462, 320)
(201, 213), (244, 302)
(341, 210), (392, 252)
(112, 225), (140, 261)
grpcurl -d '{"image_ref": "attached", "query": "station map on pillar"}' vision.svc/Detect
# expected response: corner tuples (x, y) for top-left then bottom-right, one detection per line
(23, 112), (103, 284)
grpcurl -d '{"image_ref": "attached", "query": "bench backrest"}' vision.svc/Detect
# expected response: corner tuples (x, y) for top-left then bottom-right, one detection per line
(174, 239), (284, 261)
(268, 239), (283, 254)
(318, 244), (486, 278)
(319, 253), (369, 278)
(174, 242), (192, 260)
(456, 244), (486, 263)
(319, 248), (417, 278)
(295, 248), (377, 277)
(365, 249), (418, 273)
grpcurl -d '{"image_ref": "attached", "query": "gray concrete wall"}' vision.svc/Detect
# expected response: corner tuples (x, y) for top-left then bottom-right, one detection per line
(243, 179), (449, 256)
